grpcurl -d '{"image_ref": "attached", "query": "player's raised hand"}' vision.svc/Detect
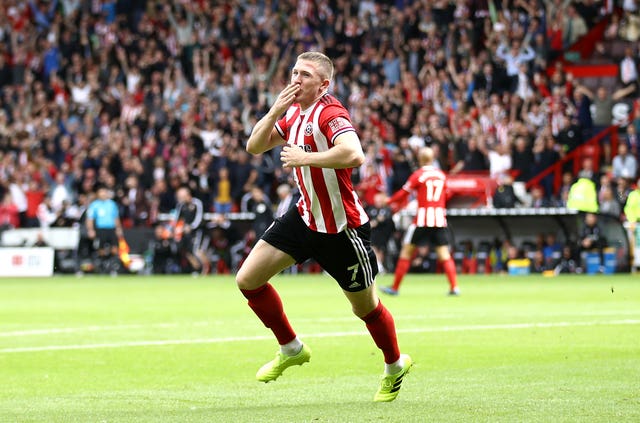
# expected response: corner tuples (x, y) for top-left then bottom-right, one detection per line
(271, 83), (301, 116)
(281, 144), (306, 168)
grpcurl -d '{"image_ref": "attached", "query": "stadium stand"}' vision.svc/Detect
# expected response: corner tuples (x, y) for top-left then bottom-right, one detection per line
(0, 1), (638, 274)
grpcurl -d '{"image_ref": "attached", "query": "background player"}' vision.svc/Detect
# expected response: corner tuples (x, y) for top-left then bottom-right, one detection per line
(381, 147), (459, 296)
(174, 186), (209, 274)
(86, 185), (124, 273)
(366, 192), (396, 274)
(236, 51), (411, 402)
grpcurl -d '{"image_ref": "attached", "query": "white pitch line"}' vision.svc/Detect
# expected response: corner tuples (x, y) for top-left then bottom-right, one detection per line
(0, 316), (429, 337)
(0, 322), (213, 337)
(2, 310), (639, 338)
(1, 319), (638, 354)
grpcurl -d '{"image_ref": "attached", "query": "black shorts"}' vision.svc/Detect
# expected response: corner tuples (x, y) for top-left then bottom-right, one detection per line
(261, 207), (378, 292)
(403, 224), (450, 247)
(95, 228), (118, 250)
(179, 228), (209, 254)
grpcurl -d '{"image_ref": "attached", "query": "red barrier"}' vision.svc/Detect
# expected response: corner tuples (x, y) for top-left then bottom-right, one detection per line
(447, 172), (498, 208)
(547, 13), (614, 75)
(525, 126), (619, 195)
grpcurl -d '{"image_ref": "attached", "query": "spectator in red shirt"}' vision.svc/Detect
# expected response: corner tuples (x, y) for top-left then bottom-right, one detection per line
(357, 163), (387, 207)
(0, 193), (19, 229)
(24, 180), (46, 228)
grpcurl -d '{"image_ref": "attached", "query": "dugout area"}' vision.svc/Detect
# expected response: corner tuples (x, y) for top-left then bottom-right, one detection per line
(395, 207), (631, 273)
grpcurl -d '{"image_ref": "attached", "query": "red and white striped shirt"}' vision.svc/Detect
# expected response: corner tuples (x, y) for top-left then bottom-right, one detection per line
(389, 165), (448, 228)
(275, 94), (369, 233)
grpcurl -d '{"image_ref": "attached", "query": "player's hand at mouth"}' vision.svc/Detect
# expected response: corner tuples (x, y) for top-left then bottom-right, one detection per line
(272, 83), (302, 115)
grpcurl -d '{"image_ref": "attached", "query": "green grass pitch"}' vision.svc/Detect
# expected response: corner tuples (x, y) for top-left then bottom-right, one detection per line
(1, 273), (639, 422)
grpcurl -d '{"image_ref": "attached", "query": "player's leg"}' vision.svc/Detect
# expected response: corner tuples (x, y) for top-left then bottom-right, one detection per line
(372, 245), (386, 274)
(381, 225), (418, 295)
(434, 228), (459, 295)
(193, 229), (211, 275)
(315, 225), (411, 402)
(436, 245), (459, 295)
(237, 208), (313, 382)
(98, 229), (118, 274)
(201, 232), (212, 274)
(379, 229), (413, 296)
(343, 284), (412, 401)
(179, 232), (200, 272)
(389, 242), (416, 293)
(237, 239), (298, 341)
(343, 286), (399, 365)
(237, 239), (310, 382)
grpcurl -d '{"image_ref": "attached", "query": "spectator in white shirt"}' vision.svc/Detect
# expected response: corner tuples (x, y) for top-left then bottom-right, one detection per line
(620, 47), (638, 94)
(50, 172), (72, 213)
(612, 142), (637, 181)
(8, 177), (27, 227)
(69, 77), (91, 107)
(488, 142), (513, 180)
(496, 39), (535, 92)
(37, 196), (59, 229)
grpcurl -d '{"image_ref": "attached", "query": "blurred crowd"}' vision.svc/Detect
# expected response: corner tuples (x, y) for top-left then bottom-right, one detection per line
(1, 1), (640, 273)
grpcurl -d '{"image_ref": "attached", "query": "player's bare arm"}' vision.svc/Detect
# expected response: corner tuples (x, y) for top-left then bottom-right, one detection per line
(246, 83), (301, 155)
(115, 217), (123, 238)
(280, 132), (365, 169)
(86, 218), (96, 239)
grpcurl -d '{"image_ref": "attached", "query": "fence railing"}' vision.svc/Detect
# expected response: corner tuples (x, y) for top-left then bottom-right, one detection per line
(525, 126), (619, 195)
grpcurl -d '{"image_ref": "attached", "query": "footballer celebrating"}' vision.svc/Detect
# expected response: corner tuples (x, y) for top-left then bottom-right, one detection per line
(236, 51), (412, 402)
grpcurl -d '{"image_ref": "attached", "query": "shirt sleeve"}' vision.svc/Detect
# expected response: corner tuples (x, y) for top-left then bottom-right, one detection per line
(401, 171), (420, 193)
(389, 171), (418, 207)
(318, 105), (356, 145)
(111, 201), (120, 220)
(86, 203), (96, 220)
(625, 192), (639, 222)
(275, 115), (289, 140)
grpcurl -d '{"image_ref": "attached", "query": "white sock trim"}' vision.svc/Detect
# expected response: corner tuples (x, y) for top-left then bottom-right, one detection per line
(384, 356), (405, 375)
(280, 336), (303, 356)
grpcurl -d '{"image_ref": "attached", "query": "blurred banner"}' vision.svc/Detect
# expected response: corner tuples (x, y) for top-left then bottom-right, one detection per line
(0, 247), (55, 277)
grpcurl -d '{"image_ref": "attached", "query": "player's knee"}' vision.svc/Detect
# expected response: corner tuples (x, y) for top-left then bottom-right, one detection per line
(235, 268), (249, 290)
(349, 294), (378, 318)
(400, 244), (415, 259)
(352, 301), (378, 319)
(438, 253), (451, 262)
(437, 247), (451, 261)
(351, 304), (368, 318)
(235, 266), (259, 290)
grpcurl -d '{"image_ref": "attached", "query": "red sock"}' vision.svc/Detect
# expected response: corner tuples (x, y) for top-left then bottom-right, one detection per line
(241, 283), (296, 345)
(361, 301), (400, 364)
(392, 258), (411, 291)
(442, 258), (458, 290)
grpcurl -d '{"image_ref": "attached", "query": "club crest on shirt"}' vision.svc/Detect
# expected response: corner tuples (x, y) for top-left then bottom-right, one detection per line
(304, 123), (313, 135)
(328, 117), (350, 132)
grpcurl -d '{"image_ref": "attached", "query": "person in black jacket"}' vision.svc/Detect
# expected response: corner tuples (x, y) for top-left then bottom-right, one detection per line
(579, 212), (607, 272)
(493, 175), (521, 208)
(366, 193), (396, 273)
(511, 136), (534, 182)
(174, 186), (208, 273)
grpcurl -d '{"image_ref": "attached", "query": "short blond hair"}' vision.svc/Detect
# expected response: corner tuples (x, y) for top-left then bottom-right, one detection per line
(297, 51), (334, 81)
(418, 147), (435, 166)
